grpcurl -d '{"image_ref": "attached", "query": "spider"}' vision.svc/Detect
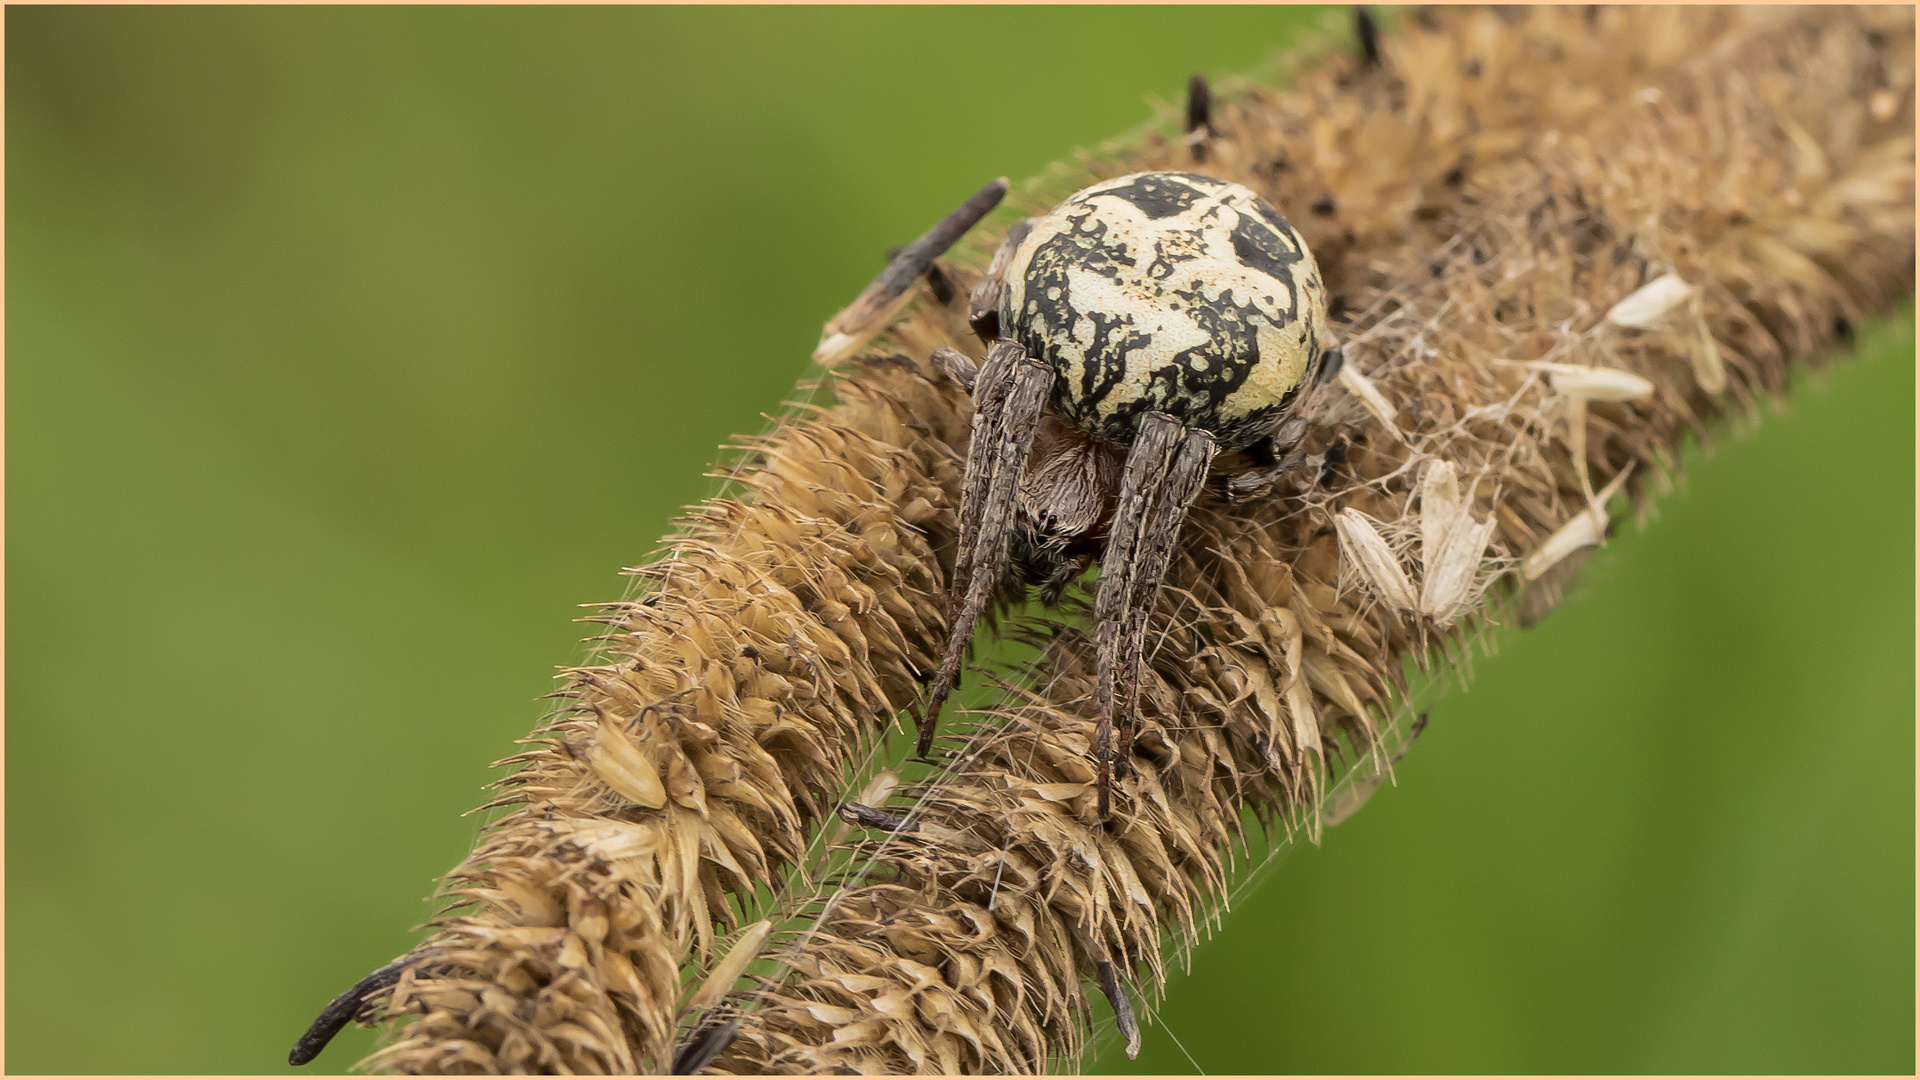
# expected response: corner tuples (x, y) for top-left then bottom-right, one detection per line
(847, 168), (1337, 819)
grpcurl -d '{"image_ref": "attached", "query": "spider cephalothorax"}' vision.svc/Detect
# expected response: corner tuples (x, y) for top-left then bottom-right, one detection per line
(848, 167), (1334, 819)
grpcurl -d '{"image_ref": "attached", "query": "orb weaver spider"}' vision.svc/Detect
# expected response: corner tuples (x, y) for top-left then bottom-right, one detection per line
(838, 152), (1339, 819)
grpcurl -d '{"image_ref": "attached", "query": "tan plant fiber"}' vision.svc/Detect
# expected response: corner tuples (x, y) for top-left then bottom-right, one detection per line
(358, 373), (971, 1073)
(352, 7), (1913, 1075)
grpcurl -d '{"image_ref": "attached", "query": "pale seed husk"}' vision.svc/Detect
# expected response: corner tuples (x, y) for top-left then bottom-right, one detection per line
(1336, 508), (1418, 614)
(1604, 272), (1696, 330)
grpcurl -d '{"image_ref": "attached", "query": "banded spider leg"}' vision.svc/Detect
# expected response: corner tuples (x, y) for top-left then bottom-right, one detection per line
(1093, 412), (1215, 818)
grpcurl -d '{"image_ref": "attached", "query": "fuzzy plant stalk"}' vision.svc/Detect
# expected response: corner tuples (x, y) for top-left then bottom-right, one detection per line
(311, 7), (1915, 1075)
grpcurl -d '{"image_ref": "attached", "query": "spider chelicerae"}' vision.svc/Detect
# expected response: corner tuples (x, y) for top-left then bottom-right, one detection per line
(841, 161), (1340, 819)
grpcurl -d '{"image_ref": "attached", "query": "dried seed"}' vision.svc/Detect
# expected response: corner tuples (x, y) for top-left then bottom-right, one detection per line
(1691, 299), (1729, 394)
(587, 714), (667, 810)
(1416, 460), (1500, 620)
(1338, 361), (1400, 429)
(1522, 465), (1635, 580)
(571, 819), (660, 863)
(1530, 361), (1656, 401)
(1604, 272), (1695, 329)
(1336, 509), (1417, 612)
(1418, 459), (1463, 563)
(1779, 116), (1829, 185)
(1419, 511), (1497, 624)
(688, 920), (773, 1013)
(1521, 505), (1606, 581)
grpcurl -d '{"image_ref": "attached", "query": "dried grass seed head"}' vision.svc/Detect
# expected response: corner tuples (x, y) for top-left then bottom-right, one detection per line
(703, 8), (1909, 1073)
(319, 6), (1914, 1076)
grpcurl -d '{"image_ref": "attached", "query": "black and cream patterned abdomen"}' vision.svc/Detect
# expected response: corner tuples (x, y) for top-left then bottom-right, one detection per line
(1000, 172), (1327, 452)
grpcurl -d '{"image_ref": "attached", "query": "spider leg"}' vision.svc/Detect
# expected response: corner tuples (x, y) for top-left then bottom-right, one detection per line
(1315, 342), (1346, 387)
(1355, 6), (1383, 69)
(919, 339), (1050, 757)
(967, 220), (1031, 342)
(1224, 343), (1343, 501)
(291, 953), (422, 1065)
(1093, 416), (1178, 815)
(1118, 426), (1215, 771)
(1186, 73), (1212, 136)
(930, 346), (979, 394)
(1184, 74), (1213, 164)
(1094, 413), (1217, 818)
(814, 177), (1008, 365)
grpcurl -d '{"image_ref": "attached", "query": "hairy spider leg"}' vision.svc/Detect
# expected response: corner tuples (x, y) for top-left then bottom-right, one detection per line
(919, 340), (1050, 757)
(670, 1019), (740, 1076)
(1093, 413), (1217, 818)
(945, 343), (1026, 642)
(1185, 72), (1212, 136)
(1092, 416), (1177, 816)
(929, 346), (980, 394)
(1096, 958), (1143, 1060)
(1185, 73), (1213, 164)
(967, 220), (1031, 342)
(291, 954), (417, 1065)
(1355, 6), (1383, 69)
(815, 177), (1008, 364)
(1116, 427), (1215, 773)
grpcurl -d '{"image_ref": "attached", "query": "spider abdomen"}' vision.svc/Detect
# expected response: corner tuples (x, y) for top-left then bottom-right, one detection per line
(1000, 171), (1327, 451)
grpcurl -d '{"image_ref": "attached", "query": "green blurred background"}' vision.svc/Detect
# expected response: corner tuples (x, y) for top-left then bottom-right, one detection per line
(8, 6), (1912, 1074)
